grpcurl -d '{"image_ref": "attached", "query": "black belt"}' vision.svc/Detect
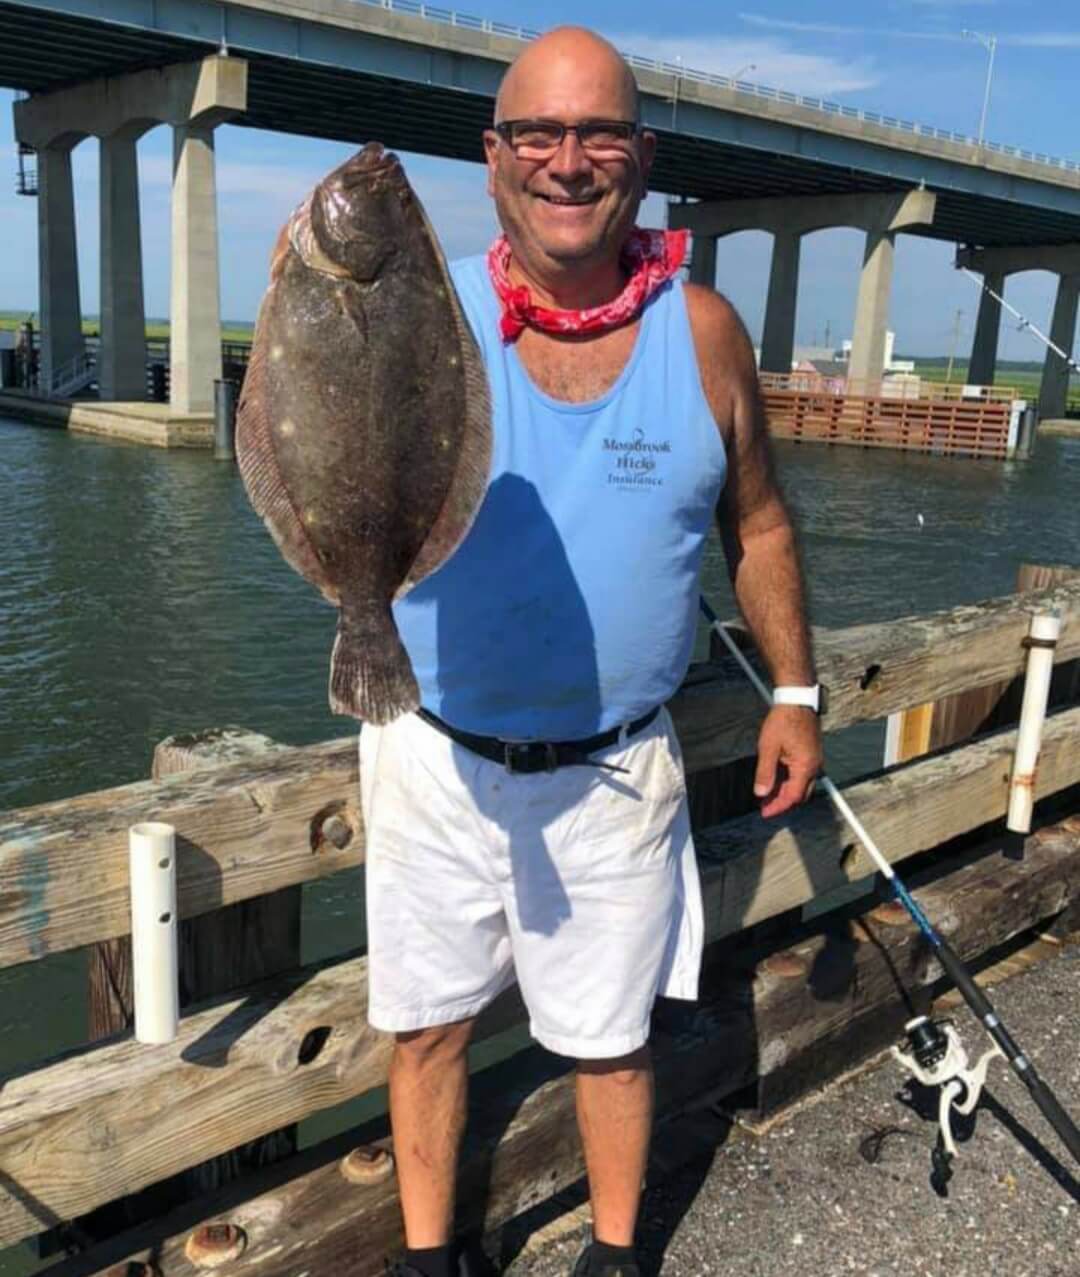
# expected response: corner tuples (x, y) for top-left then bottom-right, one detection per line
(416, 707), (661, 775)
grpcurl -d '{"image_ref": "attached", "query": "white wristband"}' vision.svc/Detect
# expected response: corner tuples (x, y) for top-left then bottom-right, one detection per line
(773, 684), (821, 712)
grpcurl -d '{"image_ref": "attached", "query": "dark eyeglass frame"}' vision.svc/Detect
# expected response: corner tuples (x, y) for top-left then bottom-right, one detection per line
(493, 119), (641, 154)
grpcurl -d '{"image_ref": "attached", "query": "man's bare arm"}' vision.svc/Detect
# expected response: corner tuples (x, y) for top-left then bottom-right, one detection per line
(685, 283), (821, 816)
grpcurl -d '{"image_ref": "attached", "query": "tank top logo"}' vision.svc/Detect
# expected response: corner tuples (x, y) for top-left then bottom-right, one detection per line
(603, 426), (672, 489)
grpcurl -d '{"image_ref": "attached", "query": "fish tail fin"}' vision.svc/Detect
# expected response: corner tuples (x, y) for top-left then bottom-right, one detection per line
(329, 609), (420, 725)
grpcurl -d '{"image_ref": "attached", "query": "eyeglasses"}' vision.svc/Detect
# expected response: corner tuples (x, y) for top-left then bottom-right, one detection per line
(493, 119), (640, 158)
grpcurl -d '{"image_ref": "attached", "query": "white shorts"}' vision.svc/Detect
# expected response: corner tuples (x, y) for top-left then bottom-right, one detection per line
(360, 707), (703, 1059)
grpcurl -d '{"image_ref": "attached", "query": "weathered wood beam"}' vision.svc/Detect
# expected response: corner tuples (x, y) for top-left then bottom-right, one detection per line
(0, 737), (362, 969)
(678, 573), (1080, 771)
(2, 576), (1079, 970)
(0, 953), (528, 1252)
(3, 716), (1079, 1252)
(697, 705), (1080, 936)
(746, 816), (1080, 1116)
(79, 729), (301, 1247)
(58, 819), (1080, 1277)
(887, 563), (1080, 762)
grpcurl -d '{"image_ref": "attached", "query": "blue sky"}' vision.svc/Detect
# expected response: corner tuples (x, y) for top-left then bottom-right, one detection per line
(3, 0), (1079, 357)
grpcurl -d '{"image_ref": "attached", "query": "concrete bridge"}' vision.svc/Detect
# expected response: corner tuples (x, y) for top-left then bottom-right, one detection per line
(4, 0), (1080, 418)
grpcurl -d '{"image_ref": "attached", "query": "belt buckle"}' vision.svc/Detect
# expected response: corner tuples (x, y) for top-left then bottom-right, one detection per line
(503, 741), (558, 774)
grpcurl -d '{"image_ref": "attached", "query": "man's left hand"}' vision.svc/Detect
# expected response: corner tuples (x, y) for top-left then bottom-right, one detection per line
(753, 705), (823, 819)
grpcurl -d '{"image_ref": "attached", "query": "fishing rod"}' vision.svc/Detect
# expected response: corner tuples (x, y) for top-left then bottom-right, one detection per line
(698, 593), (1080, 1169)
(960, 267), (1080, 375)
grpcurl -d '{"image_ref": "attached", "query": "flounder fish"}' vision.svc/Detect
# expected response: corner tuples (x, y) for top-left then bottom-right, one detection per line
(236, 143), (491, 723)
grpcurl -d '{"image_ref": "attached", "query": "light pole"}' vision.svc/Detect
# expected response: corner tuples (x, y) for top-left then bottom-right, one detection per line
(731, 63), (757, 83)
(962, 28), (997, 147)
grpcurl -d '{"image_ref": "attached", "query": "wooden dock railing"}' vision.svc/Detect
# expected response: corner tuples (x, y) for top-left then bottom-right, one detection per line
(761, 385), (1027, 459)
(2, 571), (1079, 1275)
(759, 372), (1022, 404)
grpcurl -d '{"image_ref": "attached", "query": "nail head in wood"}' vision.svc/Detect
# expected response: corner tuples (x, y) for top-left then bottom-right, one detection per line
(184, 1223), (248, 1267)
(319, 813), (353, 850)
(340, 1144), (395, 1186)
(867, 900), (910, 926)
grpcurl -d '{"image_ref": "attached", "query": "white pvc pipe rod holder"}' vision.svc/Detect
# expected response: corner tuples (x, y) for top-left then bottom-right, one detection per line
(1007, 613), (1063, 834)
(129, 821), (180, 1044)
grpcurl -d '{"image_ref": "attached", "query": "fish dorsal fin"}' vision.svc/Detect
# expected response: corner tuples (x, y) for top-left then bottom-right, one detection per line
(236, 292), (340, 605)
(397, 225), (492, 594)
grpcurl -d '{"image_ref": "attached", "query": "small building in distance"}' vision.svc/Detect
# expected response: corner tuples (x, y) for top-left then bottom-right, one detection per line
(790, 357), (848, 393)
(754, 336), (919, 395)
(840, 331), (916, 374)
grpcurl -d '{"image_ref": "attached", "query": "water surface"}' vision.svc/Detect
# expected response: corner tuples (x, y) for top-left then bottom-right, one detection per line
(2, 418), (1078, 1274)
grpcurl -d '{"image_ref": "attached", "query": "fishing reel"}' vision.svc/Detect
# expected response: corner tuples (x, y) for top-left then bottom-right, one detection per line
(892, 1016), (1003, 1190)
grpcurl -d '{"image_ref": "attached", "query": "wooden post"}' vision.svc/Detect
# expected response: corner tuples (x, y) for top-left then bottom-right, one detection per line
(82, 727), (302, 1237)
(885, 562), (1080, 763)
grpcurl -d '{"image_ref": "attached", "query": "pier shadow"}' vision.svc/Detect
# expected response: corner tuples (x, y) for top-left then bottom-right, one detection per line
(459, 1016), (742, 1277)
(0, 1167), (72, 1244)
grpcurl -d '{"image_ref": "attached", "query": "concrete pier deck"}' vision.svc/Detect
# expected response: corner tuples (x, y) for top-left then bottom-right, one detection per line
(1039, 418), (1080, 439)
(500, 943), (1079, 1276)
(0, 391), (213, 447)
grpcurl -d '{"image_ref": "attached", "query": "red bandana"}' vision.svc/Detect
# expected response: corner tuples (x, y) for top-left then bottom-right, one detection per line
(486, 228), (689, 342)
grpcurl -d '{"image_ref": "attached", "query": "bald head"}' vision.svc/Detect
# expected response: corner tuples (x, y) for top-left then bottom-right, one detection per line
(483, 25), (654, 286)
(495, 27), (639, 124)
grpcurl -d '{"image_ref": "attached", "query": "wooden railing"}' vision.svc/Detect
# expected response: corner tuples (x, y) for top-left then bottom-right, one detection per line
(761, 383), (1027, 458)
(759, 371), (1021, 403)
(1, 573), (1079, 1274)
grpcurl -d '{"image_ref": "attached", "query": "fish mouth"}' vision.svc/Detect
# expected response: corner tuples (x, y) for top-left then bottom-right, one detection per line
(340, 142), (400, 183)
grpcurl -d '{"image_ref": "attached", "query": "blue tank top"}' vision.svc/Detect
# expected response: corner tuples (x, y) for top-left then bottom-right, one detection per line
(392, 254), (728, 739)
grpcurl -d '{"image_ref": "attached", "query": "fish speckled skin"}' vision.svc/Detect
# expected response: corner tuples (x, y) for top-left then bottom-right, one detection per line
(236, 143), (491, 723)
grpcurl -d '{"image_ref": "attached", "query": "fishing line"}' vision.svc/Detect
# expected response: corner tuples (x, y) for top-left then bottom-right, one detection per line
(960, 268), (1080, 375)
(698, 593), (1080, 1168)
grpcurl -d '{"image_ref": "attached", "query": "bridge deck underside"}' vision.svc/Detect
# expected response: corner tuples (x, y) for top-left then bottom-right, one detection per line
(4, 4), (1080, 249)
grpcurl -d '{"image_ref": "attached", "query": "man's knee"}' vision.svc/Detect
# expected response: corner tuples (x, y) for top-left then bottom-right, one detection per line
(393, 1017), (477, 1069)
(577, 1044), (652, 1084)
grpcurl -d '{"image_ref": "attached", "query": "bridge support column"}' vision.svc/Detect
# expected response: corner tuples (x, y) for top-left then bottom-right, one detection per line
(99, 131), (147, 401)
(37, 142), (85, 393)
(1038, 273), (1080, 420)
(760, 231), (801, 373)
(688, 233), (717, 287)
(668, 190), (936, 383)
(15, 55), (247, 414)
(968, 270), (1005, 388)
(170, 123), (223, 414)
(848, 230), (895, 390)
(957, 243), (1080, 413)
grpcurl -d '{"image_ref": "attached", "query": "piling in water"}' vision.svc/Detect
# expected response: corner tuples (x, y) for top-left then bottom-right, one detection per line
(1015, 404), (1038, 460)
(214, 378), (238, 460)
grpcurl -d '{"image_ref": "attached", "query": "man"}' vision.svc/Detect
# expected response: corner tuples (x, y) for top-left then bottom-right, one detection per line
(362, 26), (823, 1277)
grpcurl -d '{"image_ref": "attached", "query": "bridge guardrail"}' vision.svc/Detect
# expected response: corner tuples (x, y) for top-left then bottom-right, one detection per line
(361, 0), (1080, 174)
